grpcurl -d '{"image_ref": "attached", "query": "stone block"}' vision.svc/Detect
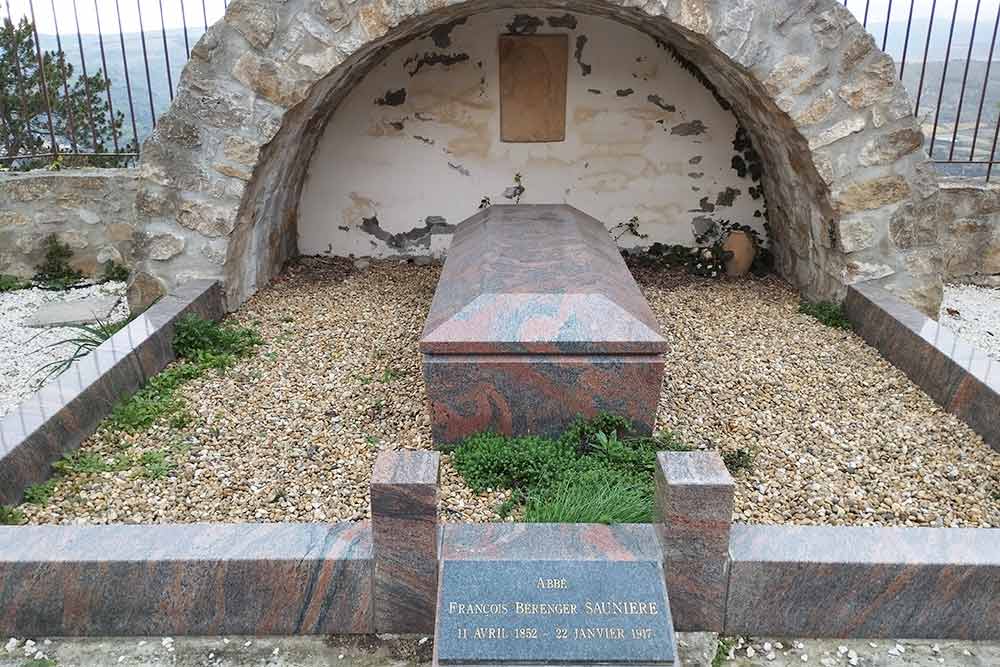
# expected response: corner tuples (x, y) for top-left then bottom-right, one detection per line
(0, 523), (373, 636)
(441, 523), (662, 562)
(420, 205), (666, 443)
(654, 451), (734, 632)
(423, 353), (663, 442)
(725, 524), (1000, 639)
(24, 296), (120, 328)
(655, 451), (734, 558)
(370, 449), (440, 634)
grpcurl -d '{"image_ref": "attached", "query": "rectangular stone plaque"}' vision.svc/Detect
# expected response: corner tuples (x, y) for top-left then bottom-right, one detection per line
(435, 560), (676, 666)
(499, 35), (568, 142)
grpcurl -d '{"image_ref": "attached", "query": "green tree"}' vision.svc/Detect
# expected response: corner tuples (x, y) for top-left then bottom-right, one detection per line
(0, 16), (134, 170)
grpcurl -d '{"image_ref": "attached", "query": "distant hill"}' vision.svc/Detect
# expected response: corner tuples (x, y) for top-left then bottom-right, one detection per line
(36, 28), (201, 144)
(32, 24), (1000, 177)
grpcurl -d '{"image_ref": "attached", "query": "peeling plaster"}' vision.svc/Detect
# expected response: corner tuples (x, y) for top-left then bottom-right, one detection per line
(671, 120), (708, 136)
(428, 18), (467, 48)
(715, 187), (741, 207)
(404, 52), (470, 77)
(299, 10), (762, 258)
(547, 14), (578, 29)
(506, 14), (544, 35)
(574, 35), (592, 76)
(647, 94), (676, 112)
(359, 215), (456, 250)
(375, 88), (407, 106)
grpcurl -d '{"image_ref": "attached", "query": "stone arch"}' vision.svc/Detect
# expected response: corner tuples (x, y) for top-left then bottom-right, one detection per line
(129, 0), (943, 316)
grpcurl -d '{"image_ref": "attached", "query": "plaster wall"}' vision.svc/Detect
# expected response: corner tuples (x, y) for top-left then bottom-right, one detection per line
(297, 10), (764, 258)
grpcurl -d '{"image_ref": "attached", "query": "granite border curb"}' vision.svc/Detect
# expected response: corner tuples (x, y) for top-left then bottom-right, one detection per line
(0, 280), (224, 505)
(844, 281), (999, 450)
(724, 523), (1000, 639)
(656, 451), (1000, 640)
(0, 518), (996, 639)
(0, 522), (373, 636)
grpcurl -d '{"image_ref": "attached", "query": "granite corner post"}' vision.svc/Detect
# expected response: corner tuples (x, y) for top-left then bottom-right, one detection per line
(370, 449), (441, 634)
(654, 451), (734, 632)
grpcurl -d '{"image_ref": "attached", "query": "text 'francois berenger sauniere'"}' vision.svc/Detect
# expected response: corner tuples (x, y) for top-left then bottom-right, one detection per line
(447, 577), (662, 642)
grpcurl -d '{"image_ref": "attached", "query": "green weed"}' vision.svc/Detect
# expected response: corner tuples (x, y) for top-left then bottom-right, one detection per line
(34, 234), (83, 289)
(380, 366), (405, 383)
(722, 448), (754, 475)
(0, 505), (26, 525)
(0, 274), (31, 292)
(103, 260), (130, 282)
(172, 314), (263, 363)
(712, 637), (736, 667)
(34, 317), (129, 385)
(53, 451), (121, 475)
(450, 414), (692, 523)
(799, 301), (852, 330)
(106, 316), (261, 434)
(139, 450), (176, 479)
(23, 478), (59, 505)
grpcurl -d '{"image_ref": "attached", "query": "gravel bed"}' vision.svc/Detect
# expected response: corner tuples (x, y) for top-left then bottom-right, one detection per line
(632, 266), (998, 527)
(940, 282), (1000, 362)
(17, 259), (999, 527)
(0, 282), (129, 418)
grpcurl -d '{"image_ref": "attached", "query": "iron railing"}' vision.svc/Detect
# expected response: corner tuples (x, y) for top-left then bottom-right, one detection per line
(0, 0), (227, 168)
(844, 0), (1000, 179)
(2, 0), (1000, 178)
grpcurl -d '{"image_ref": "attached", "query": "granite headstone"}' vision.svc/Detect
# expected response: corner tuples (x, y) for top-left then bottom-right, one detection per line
(435, 559), (676, 666)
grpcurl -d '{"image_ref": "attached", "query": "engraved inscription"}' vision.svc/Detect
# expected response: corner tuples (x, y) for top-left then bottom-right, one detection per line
(436, 560), (675, 666)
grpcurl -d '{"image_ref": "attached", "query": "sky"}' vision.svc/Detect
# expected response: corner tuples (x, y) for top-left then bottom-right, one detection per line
(4, 0), (227, 35)
(3, 0), (1000, 62)
(2, 0), (997, 34)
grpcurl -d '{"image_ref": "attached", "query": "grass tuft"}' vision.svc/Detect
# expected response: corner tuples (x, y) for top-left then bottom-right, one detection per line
(0, 274), (31, 292)
(23, 478), (59, 505)
(34, 317), (129, 386)
(799, 300), (852, 330)
(525, 468), (654, 523)
(722, 448), (754, 476)
(450, 414), (692, 524)
(0, 505), (26, 525)
(139, 450), (176, 479)
(106, 316), (262, 434)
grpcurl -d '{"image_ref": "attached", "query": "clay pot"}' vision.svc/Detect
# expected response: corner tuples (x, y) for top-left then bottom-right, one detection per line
(723, 230), (756, 277)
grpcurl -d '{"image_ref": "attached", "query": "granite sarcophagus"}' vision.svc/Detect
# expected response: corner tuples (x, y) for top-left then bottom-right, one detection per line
(420, 204), (667, 443)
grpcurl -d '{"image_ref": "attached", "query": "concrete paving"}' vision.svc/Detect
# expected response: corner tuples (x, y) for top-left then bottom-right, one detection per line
(23, 295), (119, 328)
(2, 634), (998, 667)
(719, 636), (1000, 666)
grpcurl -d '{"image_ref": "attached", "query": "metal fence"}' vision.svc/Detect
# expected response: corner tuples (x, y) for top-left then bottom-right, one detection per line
(1, 0), (227, 169)
(2, 0), (1000, 178)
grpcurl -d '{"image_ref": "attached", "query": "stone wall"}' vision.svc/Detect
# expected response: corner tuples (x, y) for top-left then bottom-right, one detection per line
(938, 178), (1000, 287)
(129, 0), (944, 317)
(0, 169), (138, 279)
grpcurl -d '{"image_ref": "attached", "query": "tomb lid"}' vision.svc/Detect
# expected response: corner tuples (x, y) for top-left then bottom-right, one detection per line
(420, 205), (667, 355)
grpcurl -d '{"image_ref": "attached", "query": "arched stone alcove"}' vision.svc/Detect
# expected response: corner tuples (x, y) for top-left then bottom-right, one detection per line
(129, 0), (943, 316)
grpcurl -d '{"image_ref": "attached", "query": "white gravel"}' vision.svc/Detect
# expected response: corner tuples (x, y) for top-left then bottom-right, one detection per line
(940, 283), (1000, 362)
(0, 282), (129, 418)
